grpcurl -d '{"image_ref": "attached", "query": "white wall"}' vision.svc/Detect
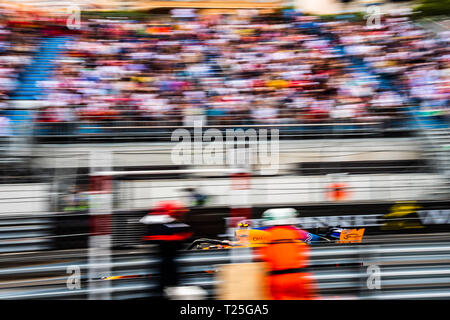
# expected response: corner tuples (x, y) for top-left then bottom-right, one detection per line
(0, 173), (443, 215)
(118, 173), (446, 209)
(36, 138), (422, 169)
(0, 183), (50, 215)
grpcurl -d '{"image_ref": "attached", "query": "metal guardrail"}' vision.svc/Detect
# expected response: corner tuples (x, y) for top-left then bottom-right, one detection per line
(1, 240), (450, 299)
(30, 122), (393, 143)
(37, 119), (407, 131)
(0, 215), (52, 253)
(15, 106), (415, 141)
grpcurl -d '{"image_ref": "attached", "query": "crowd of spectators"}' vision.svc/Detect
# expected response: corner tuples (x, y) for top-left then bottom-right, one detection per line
(0, 9), (447, 135)
(0, 11), (40, 137)
(322, 15), (449, 125)
(0, 23), (35, 100)
(31, 11), (411, 133)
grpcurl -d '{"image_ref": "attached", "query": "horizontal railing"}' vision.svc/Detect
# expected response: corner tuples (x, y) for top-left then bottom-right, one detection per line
(1, 240), (450, 299)
(1, 106), (422, 141)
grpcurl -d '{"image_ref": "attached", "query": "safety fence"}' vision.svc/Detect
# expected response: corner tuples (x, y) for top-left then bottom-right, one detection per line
(57, 199), (450, 249)
(2, 198), (450, 254)
(31, 172), (447, 212)
(30, 121), (406, 143)
(0, 214), (53, 254)
(3, 106), (423, 142)
(1, 240), (450, 299)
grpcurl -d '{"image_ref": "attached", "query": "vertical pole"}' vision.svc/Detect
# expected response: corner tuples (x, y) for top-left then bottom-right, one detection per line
(88, 150), (112, 300)
(229, 171), (252, 234)
(229, 169), (252, 263)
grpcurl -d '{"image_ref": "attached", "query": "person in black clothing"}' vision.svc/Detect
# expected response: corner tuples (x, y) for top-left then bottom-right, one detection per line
(139, 201), (192, 299)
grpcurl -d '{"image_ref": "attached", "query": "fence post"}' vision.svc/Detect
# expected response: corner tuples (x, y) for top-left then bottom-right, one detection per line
(88, 150), (112, 300)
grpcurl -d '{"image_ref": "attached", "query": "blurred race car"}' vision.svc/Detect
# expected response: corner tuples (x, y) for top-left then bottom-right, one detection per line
(186, 222), (365, 250)
(102, 223), (364, 281)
